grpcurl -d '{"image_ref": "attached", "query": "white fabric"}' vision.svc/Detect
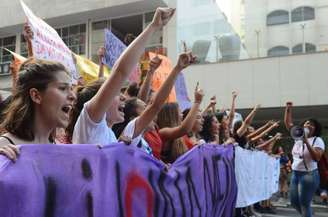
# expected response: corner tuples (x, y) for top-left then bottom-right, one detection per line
(121, 118), (152, 155)
(72, 101), (117, 145)
(235, 147), (280, 208)
(292, 137), (325, 172)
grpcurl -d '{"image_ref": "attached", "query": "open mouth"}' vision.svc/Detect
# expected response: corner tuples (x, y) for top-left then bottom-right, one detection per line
(118, 104), (125, 113)
(61, 105), (72, 114)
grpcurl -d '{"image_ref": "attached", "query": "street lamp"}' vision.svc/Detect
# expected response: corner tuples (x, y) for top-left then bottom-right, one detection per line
(300, 23), (306, 53)
(255, 29), (260, 57)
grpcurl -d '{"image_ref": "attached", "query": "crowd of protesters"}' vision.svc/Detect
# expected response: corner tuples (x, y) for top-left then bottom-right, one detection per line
(0, 7), (327, 217)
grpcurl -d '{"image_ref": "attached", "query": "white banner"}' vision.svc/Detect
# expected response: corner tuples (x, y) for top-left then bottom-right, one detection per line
(235, 146), (280, 208)
(20, 0), (79, 83)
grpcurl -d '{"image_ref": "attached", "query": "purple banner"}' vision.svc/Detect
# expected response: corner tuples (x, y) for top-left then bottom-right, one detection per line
(175, 73), (192, 111)
(0, 144), (237, 217)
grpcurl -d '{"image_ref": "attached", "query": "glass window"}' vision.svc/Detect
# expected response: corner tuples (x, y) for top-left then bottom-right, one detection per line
(91, 20), (109, 62)
(177, 0), (248, 63)
(0, 36), (16, 75)
(20, 35), (28, 57)
(57, 24), (86, 55)
(91, 15), (144, 62)
(292, 44), (303, 54)
(291, 7), (315, 23)
(267, 10), (289, 26)
(267, 46), (289, 57)
(111, 15), (143, 43)
(191, 0), (212, 6)
(292, 43), (316, 54)
(174, 1), (327, 61)
(306, 43), (316, 53)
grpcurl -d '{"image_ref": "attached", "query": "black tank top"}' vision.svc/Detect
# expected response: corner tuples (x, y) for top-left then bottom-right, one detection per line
(0, 135), (15, 145)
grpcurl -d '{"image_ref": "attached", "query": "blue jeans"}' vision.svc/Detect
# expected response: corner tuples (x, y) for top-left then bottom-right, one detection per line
(290, 169), (320, 217)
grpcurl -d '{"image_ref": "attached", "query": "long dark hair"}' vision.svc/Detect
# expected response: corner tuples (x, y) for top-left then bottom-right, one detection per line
(199, 114), (217, 143)
(302, 118), (322, 137)
(1, 58), (69, 141)
(157, 103), (187, 163)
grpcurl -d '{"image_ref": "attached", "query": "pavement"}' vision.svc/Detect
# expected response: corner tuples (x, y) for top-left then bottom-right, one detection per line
(258, 196), (328, 217)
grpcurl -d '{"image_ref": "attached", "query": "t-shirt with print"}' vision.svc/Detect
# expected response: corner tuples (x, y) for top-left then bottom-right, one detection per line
(292, 137), (325, 172)
(72, 101), (117, 145)
(121, 118), (153, 155)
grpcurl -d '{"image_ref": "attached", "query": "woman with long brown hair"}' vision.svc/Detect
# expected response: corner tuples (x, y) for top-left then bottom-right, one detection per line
(156, 84), (204, 163)
(0, 58), (76, 161)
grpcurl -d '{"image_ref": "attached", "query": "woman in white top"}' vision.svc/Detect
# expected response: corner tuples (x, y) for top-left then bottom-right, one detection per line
(284, 102), (325, 217)
(67, 8), (176, 146)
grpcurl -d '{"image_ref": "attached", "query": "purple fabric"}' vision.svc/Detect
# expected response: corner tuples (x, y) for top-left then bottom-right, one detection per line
(0, 143), (237, 217)
(175, 73), (192, 111)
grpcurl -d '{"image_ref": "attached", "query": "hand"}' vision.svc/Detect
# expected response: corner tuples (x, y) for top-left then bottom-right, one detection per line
(151, 7), (176, 29)
(286, 101), (293, 107)
(194, 82), (204, 104)
(97, 47), (105, 60)
(302, 130), (309, 143)
(118, 135), (132, 145)
(267, 120), (275, 125)
(23, 23), (33, 41)
(272, 121), (280, 128)
(176, 52), (197, 70)
(149, 56), (162, 73)
(254, 104), (261, 111)
(0, 144), (20, 162)
(224, 137), (235, 146)
(210, 95), (217, 106)
(286, 101), (293, 111)
(232, 91), (238, 99)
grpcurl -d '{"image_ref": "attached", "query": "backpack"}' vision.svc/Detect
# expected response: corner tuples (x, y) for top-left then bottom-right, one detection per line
(318, 152), (328, 188)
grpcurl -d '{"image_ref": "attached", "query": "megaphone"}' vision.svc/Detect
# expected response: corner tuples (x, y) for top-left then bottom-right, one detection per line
(290, 126), (309, 140)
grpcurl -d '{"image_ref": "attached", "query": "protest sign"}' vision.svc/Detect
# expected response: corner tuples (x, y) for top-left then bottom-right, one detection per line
(234, 147), (280, 207)
(103, 29), (140, 83)
(175, 73), (192, 111)
(149, 52), (176, 102)
(20, 0), (79, 82)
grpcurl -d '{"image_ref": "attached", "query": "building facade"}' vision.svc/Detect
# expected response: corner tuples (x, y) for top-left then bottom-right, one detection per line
(0, 0), (328, 126)
(244, 0), (328, 58)
(0, 0), (167, 91)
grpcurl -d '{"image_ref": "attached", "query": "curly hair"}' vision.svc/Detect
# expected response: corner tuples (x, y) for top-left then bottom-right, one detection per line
(199, 114), (217, 143)
(302, 118), (322, 137)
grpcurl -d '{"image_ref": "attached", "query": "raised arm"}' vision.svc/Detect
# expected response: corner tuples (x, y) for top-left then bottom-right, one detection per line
(138, 56), (162, 102)
(97, 46), (105, 78)
(132, 52), (196, 138)
(284, 102), (294, 131)
(159, 83), (204, 140)
(87, 8), (175, 122)
(236, 104), (260, 137)
(247, 121), (272, 140)
(202, 95), (216, 115)
(249, 121), (279, 143)
(23, 23), (33, 57)
(227, 91), (238, 129)
(256, 132), (282, 151)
